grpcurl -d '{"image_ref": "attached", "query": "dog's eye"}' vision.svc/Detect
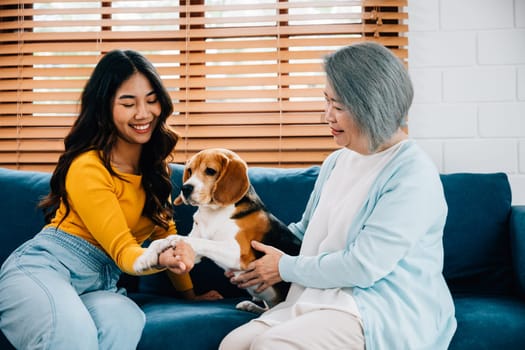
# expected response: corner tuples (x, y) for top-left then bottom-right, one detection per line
(187, 168), (192, 176)
(205, 167), (217, 176)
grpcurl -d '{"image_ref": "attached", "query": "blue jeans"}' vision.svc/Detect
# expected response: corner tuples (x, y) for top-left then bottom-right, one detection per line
(0, 227), (145, 349)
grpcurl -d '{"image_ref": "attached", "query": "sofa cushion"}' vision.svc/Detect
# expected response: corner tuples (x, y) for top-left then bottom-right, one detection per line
(449, 295), (525, 350)
(440, 173), (514, 295)
(0, 168), (49, 263)
(131, 294), (256, 350)
(510, 206), (525, 296)
(247, 165), (320, 225)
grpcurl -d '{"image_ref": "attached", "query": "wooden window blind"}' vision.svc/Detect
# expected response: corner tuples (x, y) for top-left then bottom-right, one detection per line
(0, 0), (408, 171)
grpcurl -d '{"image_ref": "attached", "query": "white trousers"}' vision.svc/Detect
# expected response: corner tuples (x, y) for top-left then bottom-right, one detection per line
(219, 309), (365, 350)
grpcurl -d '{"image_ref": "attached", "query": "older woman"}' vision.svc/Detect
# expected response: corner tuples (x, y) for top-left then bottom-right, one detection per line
(220, 42), (456, 350)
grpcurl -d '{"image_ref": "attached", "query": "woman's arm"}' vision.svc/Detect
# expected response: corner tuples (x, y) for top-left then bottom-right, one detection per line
(233, 158), (446, 291)
(280, 167), (447, 289)
(65, 158), (151, 273)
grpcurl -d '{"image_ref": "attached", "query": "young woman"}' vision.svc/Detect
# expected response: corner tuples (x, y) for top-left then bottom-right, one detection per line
(220, 42), (457, 350)
(0, 49), (220, 350)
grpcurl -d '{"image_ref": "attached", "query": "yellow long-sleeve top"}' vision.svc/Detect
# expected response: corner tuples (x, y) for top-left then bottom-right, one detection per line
(47, 150), (192, 291)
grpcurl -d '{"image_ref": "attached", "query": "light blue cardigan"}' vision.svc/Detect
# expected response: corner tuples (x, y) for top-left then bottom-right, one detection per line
(280, 140), (457, 350)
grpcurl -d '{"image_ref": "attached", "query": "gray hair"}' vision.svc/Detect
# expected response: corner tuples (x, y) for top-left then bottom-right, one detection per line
(324, 42), (413, 152)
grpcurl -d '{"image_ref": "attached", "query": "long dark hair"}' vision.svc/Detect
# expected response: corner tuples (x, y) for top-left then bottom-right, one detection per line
(39, 49), (178, 230)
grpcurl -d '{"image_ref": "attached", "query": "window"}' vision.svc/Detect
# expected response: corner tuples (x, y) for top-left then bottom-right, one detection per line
(0, 0), (408, 171)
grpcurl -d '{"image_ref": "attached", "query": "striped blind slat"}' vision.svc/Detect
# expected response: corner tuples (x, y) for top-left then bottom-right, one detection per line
(0, 0), (408, 171)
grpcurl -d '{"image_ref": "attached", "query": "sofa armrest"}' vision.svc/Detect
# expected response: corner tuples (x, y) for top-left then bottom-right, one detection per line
(510, 205), (525, 296)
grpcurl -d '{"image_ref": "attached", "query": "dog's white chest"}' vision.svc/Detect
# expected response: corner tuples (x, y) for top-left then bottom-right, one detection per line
(191, 205), (238, 241)
(184, 204), (242, 271)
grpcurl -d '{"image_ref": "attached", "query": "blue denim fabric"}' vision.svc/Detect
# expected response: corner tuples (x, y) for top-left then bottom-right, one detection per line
(0, 227), (145, 350)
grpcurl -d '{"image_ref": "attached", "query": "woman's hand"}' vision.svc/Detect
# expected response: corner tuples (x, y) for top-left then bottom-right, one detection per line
(179, 288), (224, 301)
(158, 240), (195, 274)
(228, 240), (284, 293)
(194, 290), (224, 301)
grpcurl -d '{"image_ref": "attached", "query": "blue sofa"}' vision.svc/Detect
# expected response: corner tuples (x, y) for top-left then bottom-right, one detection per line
(1, 164), (524, 349)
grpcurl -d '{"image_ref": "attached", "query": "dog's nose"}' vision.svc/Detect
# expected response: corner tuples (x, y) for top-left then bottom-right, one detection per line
(181, 184), (194, 198)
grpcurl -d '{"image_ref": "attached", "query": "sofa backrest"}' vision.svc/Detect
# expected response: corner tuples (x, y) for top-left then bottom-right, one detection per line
(0, 168), (49, 263)
(440, 172), (514, 296)
(0, 166), (517, 297)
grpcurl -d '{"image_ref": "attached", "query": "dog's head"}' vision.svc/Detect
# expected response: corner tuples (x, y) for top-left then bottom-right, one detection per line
(174, 148), (250, 207)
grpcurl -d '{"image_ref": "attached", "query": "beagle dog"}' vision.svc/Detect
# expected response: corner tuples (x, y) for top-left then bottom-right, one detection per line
(134, 148), (301, 313)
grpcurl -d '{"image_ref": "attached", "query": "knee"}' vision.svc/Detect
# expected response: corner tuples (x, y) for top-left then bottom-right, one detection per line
(122, 302), (146, 335)
(97, 296), (145, 335)
(0, 287), (99, 350)
(219, 331), (238, 350)
(54, 317), (99, 349)
(251, 332), (291, 350)
(83, 292), (145, 349)
(25, 311), (99, 350)
(219, 322), (263, 350)
(112, 303), (145, 348)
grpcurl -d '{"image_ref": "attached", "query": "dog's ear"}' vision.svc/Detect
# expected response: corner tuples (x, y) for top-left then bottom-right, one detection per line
(182, 159), (192, 183)
(212, 155), (249, 205)
(174, 158), (193, 206)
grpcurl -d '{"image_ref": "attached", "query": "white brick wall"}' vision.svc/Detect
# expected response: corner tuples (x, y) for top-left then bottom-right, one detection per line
(443, 68), (515, 102)
(479, 30), (525, 64)
(440, 0), (514, 30)
(518, 0), (525, 26)
(519, 67), (525, 100)
(408, 0), (525, 204)
(478, 103), (525, 137)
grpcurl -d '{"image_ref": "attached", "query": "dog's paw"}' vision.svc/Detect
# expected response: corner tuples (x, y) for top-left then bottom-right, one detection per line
(133, 249), (159, 273)
(167, 235), (183, 246)
(133, 236), (176, 273)
(235, 300), (269, 314)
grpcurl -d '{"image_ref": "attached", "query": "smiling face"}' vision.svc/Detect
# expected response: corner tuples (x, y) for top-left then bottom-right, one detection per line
(323, 80), (371, 154)
(112, 72), (161, 148)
